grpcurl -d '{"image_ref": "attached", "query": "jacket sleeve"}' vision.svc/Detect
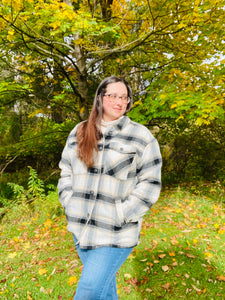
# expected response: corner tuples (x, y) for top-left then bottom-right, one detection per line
(57, 138), (73, 209)
(116, 137), (162, 224)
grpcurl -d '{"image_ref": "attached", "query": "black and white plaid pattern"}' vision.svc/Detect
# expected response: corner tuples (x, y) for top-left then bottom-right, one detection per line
(57, 116), (162, 249)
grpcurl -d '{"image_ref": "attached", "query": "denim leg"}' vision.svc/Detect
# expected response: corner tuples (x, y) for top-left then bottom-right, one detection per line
(72, 236), (133, 300)
(106, 276), (118, 300)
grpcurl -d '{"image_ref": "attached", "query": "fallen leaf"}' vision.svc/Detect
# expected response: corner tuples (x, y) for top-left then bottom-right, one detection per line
(124, 273), (132, 279)
(8, 252), (17, 259)
(38, 268), (48, 275)
(217, 274), (225, 282)
(158, 254), (166, 259)
(162, 265), (169, 272)
(23, 242), (31, 250)
(186, 253), (195, 258)
(123, 285), (131, 294)
(192, 284), (202, 293)
(68, 276), (77, 286)
(140, 258), (147, 262)
(170, 236), (179, 245)
(162, 282), (171, 291)
(204, 252), (213, 258)
(40, 287), (53, 294)
(44, 219), (52, 227)
(27, 291), (33, 300)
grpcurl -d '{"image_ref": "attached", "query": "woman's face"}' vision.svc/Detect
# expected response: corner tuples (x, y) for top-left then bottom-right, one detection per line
(102, 82), (128, 122)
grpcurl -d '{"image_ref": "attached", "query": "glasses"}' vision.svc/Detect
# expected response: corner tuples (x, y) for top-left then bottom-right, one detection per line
(104, 94), (130, 104)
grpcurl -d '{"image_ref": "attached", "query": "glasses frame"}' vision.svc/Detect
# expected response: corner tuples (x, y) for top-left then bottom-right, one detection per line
(103, 93), (131, 104)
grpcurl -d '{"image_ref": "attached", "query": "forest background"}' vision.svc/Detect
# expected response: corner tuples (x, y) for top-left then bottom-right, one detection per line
(0, 1), (225, 299)
(0, 0), (224, 208)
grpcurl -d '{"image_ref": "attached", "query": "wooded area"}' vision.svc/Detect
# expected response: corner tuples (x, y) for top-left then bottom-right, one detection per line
(0, 0), (225, 203)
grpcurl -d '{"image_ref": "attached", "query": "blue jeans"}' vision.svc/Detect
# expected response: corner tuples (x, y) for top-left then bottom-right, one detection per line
(73, 235), (133, 300)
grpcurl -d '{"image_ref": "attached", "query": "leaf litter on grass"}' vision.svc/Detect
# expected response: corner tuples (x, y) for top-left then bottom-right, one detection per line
(0, 186), (224, 299)
(118, 187), (225, 299)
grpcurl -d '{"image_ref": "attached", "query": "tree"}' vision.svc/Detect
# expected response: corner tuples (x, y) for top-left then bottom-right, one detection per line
(0, 0), (224, 178)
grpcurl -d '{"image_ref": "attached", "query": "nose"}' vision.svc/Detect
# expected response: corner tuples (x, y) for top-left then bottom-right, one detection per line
(114, 96), (124, 104)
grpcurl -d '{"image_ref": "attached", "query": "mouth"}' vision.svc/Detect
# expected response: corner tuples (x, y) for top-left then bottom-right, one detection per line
(113, 106), (122, 112)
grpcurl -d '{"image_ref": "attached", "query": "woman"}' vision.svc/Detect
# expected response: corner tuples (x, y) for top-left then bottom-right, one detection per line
(57, 76), (162, 299)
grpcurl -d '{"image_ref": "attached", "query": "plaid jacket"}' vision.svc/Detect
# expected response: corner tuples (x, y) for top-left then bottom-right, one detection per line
(57, 116), (162, 249)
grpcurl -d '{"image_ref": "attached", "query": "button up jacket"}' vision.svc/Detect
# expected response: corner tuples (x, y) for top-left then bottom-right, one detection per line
(57, 116), (162, 249)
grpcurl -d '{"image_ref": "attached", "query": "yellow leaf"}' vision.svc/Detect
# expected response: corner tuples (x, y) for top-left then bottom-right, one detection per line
(38, 268), (48, 275)
(193, 239), (198, 244)
(176, 115), (184, 122)
(8, 252), (17, 259)
(132, 100), (142, 108)
(218, 229), (224, 234)
(44, 219), (52, 227)
(170, 103), (177, 109)
(23, 242), (31, 250)
(159, 94), (167, 100)
(32, 214), (39, 221)
(27, 291), (33, 300)
(68, 276), (78, 286)
(195, 117), (203, 126)
(204, 252), (213, 258)
(80, 107), (85, 114)
(169, 251), (176, 256)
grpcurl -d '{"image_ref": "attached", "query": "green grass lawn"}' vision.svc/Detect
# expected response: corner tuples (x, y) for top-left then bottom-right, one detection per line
(0, 185), (224, 299)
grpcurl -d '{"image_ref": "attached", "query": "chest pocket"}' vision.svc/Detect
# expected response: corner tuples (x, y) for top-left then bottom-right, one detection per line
(104, 143), (137, 180)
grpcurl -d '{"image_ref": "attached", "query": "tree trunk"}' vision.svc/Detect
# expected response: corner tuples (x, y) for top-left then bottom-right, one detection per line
(64, 0), (90, 120)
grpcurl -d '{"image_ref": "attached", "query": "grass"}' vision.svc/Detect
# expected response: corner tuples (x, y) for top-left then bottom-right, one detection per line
(0, 185), (225, 299)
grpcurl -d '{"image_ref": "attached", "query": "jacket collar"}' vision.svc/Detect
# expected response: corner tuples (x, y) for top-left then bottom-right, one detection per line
(114, 115), (130, 131)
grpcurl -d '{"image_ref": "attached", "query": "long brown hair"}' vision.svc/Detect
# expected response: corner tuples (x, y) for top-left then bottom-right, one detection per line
(76, 76), (133, 168)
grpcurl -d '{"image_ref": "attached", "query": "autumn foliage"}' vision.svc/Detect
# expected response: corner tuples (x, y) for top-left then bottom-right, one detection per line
(0, 1), (224, 186)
